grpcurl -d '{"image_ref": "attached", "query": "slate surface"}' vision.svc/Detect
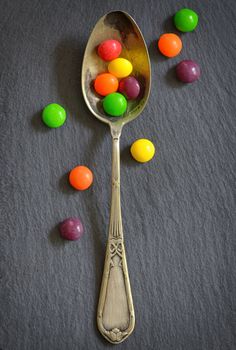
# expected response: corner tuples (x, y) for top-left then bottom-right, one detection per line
(0, 0), (236, 349)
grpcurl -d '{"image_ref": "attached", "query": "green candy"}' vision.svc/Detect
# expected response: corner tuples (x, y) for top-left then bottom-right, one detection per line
(42, 103), (66, 128)
(174, 8), (198, 32)
(103, 93), (127, 117)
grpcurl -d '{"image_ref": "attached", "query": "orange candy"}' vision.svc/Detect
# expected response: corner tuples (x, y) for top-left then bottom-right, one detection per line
(94, 73), (118, 96)
(158, 33), (182, 58)
(69, 166), (93, 191)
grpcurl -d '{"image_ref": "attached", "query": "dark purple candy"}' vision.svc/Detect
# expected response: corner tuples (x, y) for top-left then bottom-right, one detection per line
(59, 217), (84, 241)
(176, 60), (200, 83)
(119, 76), (140, 100)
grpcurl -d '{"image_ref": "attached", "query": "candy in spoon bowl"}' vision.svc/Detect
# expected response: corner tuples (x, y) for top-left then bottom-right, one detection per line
(82, 10), (151, 130)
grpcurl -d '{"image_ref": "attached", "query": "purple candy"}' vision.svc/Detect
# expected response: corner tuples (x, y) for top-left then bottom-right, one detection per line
(176, 60), (200, 83)
(119, 76), (140, 100)
(59, 217), (84, 241)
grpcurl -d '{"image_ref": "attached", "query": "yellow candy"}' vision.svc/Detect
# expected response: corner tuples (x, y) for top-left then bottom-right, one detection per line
(130, 139), (155, 163)
(108, 58), (133, 78)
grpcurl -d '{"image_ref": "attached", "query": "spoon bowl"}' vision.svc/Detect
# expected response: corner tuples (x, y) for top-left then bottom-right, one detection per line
(81, 11), (151, 344)
(82, 11), (151, 131)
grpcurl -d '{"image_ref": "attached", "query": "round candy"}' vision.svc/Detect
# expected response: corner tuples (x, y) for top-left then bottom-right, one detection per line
(176, 60), (200, 83)
(59, 218), (84, 241)
(103, 92), (127, 117)
(94, 73), (118, 96)
(158, 33), (182, 58)
(108, 58), (133, 78)
(130, 139), (155, 163)
(119, 76), (140, 100)
(69, 165), (93, 190)
(42, 103), (66, 128)
(98, 39), (122, 61)
(174, 8), (198, 32)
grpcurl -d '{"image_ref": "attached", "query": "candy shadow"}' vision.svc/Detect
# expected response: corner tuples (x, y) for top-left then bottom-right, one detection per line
(165, 65), (185, 88)
(148, 40), (167, 63)
(161, 15), (185, 36)
(121, 145), (141, 168)
(162, 15), (174, 32)
(49, 224), (66, 247)
(58, 172), (75, 195)
(31, 111), (50, 133)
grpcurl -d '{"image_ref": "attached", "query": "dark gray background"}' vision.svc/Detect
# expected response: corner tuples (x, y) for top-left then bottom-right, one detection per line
(0, 0), (236, 349)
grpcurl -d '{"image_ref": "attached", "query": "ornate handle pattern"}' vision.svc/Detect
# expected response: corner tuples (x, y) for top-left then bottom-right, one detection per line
(97, 135), (135, 344)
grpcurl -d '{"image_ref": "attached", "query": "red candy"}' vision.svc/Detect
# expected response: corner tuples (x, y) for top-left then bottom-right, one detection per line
(97, 39), (122, 61)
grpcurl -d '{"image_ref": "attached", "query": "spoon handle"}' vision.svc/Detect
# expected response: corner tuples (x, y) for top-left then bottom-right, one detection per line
(97, 135), (135, 344)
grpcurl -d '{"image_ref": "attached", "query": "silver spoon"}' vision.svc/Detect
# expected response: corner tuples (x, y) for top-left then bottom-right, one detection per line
(81, 11), (151, 344)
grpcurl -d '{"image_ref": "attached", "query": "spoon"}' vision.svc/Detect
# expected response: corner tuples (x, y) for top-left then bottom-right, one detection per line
(81, 11), (151, 344)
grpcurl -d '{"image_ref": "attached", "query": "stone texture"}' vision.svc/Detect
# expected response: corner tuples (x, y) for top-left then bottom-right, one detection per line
(0, 0), (236, 349)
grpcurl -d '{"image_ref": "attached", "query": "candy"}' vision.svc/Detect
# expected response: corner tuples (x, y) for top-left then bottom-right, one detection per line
(108, 58), (133, 78)
(98, 39), (122, 61)
(176, 60), (200, 83)
(174, 8), (198, 32)
(59, 218), (84, 241)
(42, 103), (66, 128)
(130, 139), (155, 163)
(69, 165), (93, 190)
(119, 76), (140, 100)
(158, 33), (182, 58)
(103, 92), (127, 117)
(94, 73), (118, 96)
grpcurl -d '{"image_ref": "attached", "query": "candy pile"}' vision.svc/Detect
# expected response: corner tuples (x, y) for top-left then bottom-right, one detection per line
(158, 7), (200, 83)
(94, 39), (141, 117)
